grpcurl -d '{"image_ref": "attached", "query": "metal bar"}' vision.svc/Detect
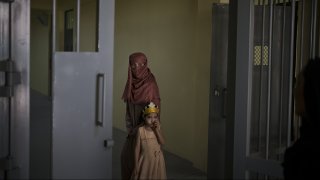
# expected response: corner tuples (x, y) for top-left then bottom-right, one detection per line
(314, 1), (319, 57)
(4, 2), (8, 59)
(7, 0), (10, 60)
(76, 0), (80, 52)
(296, 0), (306, 139)
(278, 0), (287, 156)
(4, 1), (13, 179)
(300, 0), (305, 70)
(52, 0), (56, 53)
(0, 5), (3, 58)
(310, 0), (314, 58)
(52, 0), (56, 109)
(3, 2), (7, 59)
(7, 0), (12, 155)
(233, 0), (254, 178)
(258, 0), (266, 152)
(266, 0), (274, 160)
(287, 0), (296, 147)
(311, 0), (317, 58)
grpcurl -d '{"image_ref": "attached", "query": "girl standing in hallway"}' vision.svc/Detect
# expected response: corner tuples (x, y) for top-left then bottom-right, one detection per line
(131, 102), (166, 180)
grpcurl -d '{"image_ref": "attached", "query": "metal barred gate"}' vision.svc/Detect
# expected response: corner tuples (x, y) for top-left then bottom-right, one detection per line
(209, 0), (320, 179)
(231, 0), (319, 179)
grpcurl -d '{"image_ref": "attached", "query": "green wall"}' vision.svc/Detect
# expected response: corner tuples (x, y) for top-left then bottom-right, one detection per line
(113, 0), (219, 172)
(30, 7), (50, 95)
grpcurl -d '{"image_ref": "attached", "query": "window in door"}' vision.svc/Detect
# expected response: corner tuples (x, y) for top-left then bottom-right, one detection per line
(64, 9), (74, 51)
(56, 0), (98, 52)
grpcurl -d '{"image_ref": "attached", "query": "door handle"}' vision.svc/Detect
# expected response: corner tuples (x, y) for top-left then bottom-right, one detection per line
(96, 73), (105, 126)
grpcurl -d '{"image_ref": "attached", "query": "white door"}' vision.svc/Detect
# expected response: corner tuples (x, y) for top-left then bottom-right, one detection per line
(51, 0), (114, 179)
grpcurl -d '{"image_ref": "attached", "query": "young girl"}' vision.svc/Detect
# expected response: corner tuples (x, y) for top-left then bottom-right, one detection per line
(131, 102), (166, 180)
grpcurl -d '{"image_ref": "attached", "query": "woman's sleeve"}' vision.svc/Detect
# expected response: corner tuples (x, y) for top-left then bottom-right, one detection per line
(151, 81), (161, 117)
(133, 128), (141, 176)
(125, 103), (133, 132)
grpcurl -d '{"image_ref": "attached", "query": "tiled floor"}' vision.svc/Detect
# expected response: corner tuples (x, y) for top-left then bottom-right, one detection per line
(30, 89), (207, 179)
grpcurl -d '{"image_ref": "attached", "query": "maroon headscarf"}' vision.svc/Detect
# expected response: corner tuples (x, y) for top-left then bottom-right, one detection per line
(122, 52), (160, 105)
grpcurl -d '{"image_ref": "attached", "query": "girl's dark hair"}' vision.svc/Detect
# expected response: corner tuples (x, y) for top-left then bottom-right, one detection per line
(303, 57), (320, 125)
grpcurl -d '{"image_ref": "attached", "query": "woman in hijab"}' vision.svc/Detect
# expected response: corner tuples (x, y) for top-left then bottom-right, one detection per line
(121, 52), (161, 179)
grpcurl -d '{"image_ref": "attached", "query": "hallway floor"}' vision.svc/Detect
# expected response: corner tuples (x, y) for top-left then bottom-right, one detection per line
(30, 89), (207, 179)
(112, 128), (207, 179)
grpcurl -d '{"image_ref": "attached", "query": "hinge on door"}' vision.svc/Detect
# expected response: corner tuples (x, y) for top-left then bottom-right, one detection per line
(0, 60), (21, 97)
(0, 0), (14, 3)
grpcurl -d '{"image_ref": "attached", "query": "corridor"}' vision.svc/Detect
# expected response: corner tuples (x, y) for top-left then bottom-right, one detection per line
(30, 89), (207, 179)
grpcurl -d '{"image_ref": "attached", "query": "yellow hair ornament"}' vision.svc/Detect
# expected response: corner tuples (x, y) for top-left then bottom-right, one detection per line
(143, 102), (159, 115)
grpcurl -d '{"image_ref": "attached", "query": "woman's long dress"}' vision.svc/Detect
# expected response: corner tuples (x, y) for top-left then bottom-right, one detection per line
(121, 103), (144, 180)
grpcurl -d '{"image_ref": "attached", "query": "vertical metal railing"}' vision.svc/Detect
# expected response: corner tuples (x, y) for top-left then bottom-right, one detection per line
(299, 0), (305, 70)
(310, 0), (317, 58)
(0, 1), (13, 179)
(252, 0), (299, 161)
(76, 0), (80, 52)
(278, 0), (287, 153)
(52, 0), (56, 53)
(246, 0), (320, 177)
(315, 0), (319, 57)
(258, 0), (266, 154)
(287, 0), (296, 147)
(294, 0), (319, 141)
(265, 0), (274, 160)
(7, 0), (11, 161)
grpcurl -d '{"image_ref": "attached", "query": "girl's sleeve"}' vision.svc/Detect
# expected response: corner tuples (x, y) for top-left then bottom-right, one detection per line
(154, 125), (165, 145)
